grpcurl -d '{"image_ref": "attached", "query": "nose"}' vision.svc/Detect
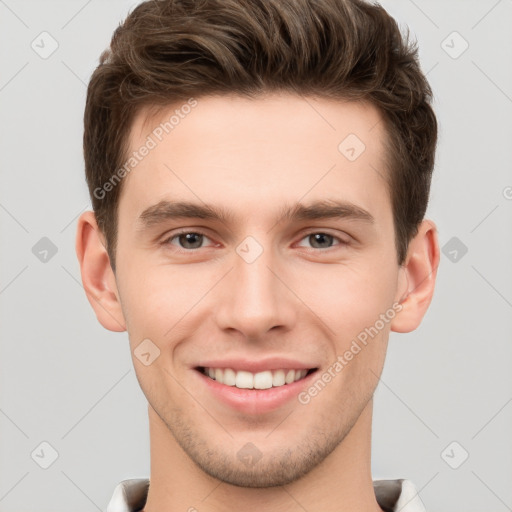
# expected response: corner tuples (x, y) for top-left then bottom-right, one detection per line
(214, 240), (297, 340)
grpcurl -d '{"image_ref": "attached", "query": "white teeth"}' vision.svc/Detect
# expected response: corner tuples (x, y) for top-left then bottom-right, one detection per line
(254, 371), (273, 389)
(272, 369), (285, 387)
(203, 367), (312, 389)
(223, 368), (236, 386)
(235, 370), (253, 389)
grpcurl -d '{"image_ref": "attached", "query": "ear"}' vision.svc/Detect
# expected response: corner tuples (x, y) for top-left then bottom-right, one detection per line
(75, 211), (126, 332)
(391, 219), (440, 333)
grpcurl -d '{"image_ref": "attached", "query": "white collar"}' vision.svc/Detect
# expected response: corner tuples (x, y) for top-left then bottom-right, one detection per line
(106, 477), (427, 512)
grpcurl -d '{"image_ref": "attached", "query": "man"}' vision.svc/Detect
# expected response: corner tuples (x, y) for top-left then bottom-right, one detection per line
(76, 0), (439, 510)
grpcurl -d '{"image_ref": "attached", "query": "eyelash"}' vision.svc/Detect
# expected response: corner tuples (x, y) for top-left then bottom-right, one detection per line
(161, 229), (350, 253)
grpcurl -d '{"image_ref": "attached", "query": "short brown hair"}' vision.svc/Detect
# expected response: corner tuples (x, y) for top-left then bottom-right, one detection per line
(83, 0), (437, 270)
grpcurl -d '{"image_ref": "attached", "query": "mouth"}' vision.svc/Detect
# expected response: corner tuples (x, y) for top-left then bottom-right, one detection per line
(196, 366), (318, 390)
(192, 357), (321, 414)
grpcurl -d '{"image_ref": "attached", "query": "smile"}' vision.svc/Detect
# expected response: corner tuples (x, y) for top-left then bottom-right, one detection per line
(198, 366), (317, 390)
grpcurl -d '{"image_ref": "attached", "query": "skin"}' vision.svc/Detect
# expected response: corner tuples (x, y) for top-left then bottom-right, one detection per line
(76, 93), (439, 512)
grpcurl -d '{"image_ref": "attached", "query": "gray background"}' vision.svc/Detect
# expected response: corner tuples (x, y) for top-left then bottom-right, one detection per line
(1, 0), (511, 510)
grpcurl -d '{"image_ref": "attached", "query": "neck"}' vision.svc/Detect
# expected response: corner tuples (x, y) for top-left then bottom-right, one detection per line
(142, 399), (383, 512)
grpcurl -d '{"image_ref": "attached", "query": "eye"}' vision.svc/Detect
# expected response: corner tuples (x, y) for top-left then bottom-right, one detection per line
(164, 230), (214, 250)
(296, 232), (348, 250)
(162, 230), (349, 253)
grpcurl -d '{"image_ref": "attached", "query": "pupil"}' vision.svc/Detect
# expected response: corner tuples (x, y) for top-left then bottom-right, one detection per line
(311, 233), (332, 248)
(180, 233), (202, 249)
(177, 233), (332, 250)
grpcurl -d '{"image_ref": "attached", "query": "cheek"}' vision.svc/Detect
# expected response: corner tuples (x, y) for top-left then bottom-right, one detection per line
(293, 259), (398, 341)
(117, 268), (194, 397)
(117, 261), (212, 348)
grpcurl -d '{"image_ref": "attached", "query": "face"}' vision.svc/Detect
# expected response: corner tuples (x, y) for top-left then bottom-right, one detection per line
(113, 93), (405, 487)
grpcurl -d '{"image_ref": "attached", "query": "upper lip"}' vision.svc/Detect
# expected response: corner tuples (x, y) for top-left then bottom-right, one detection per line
(195, 357), (318, 373)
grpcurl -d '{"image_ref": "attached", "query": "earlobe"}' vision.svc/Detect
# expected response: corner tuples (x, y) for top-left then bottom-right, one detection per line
(391, 220), (440, 333)
(75, 211), (126, 332)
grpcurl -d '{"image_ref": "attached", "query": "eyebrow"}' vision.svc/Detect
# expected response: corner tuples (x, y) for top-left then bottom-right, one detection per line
(138, 199), (375, 230)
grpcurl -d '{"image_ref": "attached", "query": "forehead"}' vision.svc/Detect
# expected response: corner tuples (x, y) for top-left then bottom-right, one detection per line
(121, 93), (391, 224)
(133, 93), (386, 161)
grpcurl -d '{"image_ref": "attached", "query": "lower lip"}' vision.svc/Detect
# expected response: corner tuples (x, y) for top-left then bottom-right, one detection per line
(194, 369), (318, 414)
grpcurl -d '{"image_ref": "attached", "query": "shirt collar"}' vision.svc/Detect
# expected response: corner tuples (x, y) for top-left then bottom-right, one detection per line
(106, 477), (426, 512)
